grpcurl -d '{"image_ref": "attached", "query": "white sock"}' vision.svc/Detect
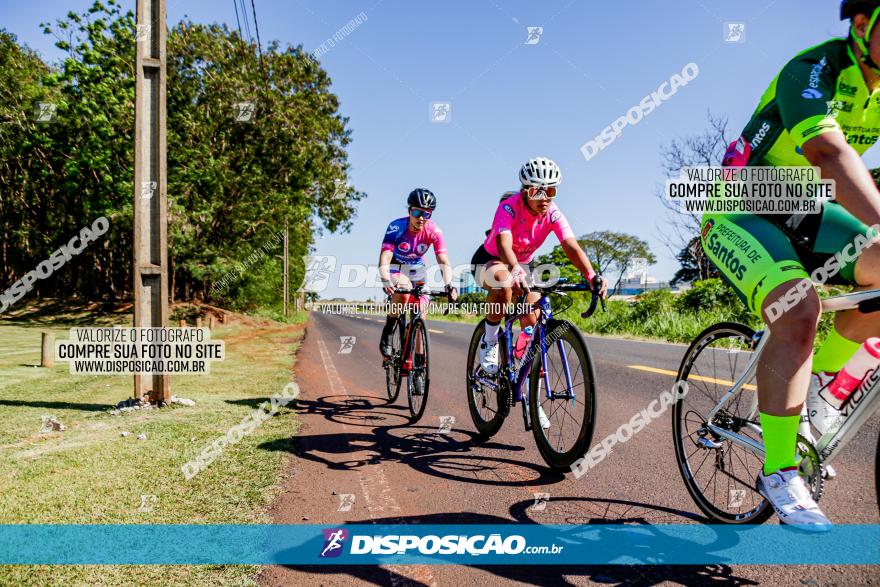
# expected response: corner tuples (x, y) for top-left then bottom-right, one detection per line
(483, 321), (500, 343)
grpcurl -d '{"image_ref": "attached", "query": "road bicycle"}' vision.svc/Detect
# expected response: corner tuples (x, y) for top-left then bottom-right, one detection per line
(672, 287), (880, 523)
(382, 284), (450, 422)
(465, 276), (605, 471)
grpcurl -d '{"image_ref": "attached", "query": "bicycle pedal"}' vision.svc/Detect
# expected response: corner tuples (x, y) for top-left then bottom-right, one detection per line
(822, 465), (837, 480)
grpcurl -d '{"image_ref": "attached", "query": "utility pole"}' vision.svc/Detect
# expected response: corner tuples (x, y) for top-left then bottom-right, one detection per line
(283, 223), (289, 317)
(133, 0), (170, 404)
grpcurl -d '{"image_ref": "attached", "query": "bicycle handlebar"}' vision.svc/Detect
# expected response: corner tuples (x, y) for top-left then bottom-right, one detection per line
(386, 287), (455, 315)
(523, 275), (607, 319)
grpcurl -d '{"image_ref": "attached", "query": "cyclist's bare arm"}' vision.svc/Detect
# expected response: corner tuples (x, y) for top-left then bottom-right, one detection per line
(560, 237), (607, 297)
(802, 132), (880, 228)
(435, 252), (454, 288)
(378, 249), (395, 294)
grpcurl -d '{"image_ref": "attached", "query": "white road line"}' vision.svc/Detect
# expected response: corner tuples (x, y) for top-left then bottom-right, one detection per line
(315, 337), (435, 586)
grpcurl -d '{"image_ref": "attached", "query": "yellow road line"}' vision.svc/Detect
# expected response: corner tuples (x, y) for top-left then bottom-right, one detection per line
(628, 365), (757, 390)
(428, 329), (443, 334)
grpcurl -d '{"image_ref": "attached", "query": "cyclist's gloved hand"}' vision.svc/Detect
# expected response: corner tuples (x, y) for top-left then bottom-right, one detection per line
(586, 271), (607, 299)
(511, 265), (530, 294)
(382, 278), (396, 297)
(445, 284), (458, 303)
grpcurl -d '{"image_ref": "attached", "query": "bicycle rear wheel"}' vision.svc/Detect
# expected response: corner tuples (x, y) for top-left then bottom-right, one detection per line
(528, 319), (597, 471)
(384, 317), (404, 402)
(672, 322), (773, 524)
(407, 318), (430, 422)
(466, 320), (508, 439)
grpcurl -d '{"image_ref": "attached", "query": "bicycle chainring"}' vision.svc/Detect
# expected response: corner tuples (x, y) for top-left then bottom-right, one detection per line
(796, 434), (825, 502)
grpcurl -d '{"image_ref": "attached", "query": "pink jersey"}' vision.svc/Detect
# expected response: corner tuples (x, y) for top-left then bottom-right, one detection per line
(483, 194), (574, 263)
(381, 217), (447, 265)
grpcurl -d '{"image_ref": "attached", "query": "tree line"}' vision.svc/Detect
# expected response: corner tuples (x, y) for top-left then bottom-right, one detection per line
(0, 0), (362, 311)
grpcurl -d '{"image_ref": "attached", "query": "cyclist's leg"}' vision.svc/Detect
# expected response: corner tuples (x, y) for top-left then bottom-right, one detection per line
(480, 260), (511, 338)
(812, 204), (880, 370)
(380, 271), (411, 355)
(701, 214), (815, 474)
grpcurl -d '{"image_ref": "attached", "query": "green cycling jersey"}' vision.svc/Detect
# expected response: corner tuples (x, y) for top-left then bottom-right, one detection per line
(742, 38), (880, 166)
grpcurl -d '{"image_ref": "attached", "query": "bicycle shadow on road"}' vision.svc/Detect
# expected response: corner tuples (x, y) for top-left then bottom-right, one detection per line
(258, 394), (567, 486)
(267, 509), (758, 587)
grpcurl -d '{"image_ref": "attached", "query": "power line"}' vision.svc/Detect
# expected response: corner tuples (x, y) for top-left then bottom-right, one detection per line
(239, 0), (252, 43)
(232, 0), (243, 41)
(249, 0), (269, 88)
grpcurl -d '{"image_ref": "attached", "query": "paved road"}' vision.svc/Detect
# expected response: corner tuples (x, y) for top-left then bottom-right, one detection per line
(261, 311), (879, 586)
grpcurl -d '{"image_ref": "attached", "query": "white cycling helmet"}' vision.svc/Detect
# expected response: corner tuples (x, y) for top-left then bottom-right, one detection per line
(519, 157), (561, 187)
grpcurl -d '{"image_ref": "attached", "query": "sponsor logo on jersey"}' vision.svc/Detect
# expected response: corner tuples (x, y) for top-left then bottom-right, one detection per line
(416, 243), (428, 254)
(826, 100), (853, 118)
(845, 133), (879, 146)
(808, 56), (827, 89)
(549, 209), (561, 223)
(398, 241), (411, 252)
(503, 204), (515, 218)
(801, 88), (824, 99)
(701, 219), (715, 240)
(749, 121), (771, 148)
(707, 232), (747, 280)
(386, 223), (401, 234)
(750, 276), (766, 310)
(837, 81), (858, 97)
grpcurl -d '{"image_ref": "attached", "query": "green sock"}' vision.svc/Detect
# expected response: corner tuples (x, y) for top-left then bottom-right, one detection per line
(813, 327), (860, 374)
(760, 412), (799, 475)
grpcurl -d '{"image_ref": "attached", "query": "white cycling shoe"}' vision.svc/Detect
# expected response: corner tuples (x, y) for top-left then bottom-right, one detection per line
(806, 371), (844, 436)
(537, 404), (551, 429)
(478, 335), (499, 375)
(757, 468), (831, 531)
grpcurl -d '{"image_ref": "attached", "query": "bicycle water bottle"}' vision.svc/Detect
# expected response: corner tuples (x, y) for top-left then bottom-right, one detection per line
(514, 326), (534, 359)
(819, 337), (880, 410)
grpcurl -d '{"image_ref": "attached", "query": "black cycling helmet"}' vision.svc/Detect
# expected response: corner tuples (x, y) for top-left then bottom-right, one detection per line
(842, 0), (880, 71)
(407, 188), (436, 210)
(841, 0), (880, 19)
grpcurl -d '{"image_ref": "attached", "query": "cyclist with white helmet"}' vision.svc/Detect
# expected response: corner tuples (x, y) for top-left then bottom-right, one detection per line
(379, 188), (458, 357)
(470, 157), (607, 378)
(701, 0), (880, 529)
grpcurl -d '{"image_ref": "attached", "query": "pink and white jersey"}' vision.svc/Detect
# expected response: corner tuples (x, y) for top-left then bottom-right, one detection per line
(483, 193), (574, 263)
(381, 217), (447, 265)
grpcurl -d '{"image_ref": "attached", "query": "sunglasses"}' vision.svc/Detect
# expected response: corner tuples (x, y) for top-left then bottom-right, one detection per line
(524, 186), (557, 200)
(410, 208), (432, 219)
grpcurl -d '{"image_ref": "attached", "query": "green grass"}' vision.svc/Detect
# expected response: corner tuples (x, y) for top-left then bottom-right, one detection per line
(0, 310), (307, 586)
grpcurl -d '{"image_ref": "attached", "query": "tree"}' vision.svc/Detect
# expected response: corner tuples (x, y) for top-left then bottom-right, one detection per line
(0, 1), (363, 311)
(671, 236), (717, 285)
(657, 111), (729, 286)
(535, 231), (656, 295)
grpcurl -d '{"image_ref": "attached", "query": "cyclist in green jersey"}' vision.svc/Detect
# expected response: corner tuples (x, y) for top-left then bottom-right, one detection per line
(702, 0), (880, 529)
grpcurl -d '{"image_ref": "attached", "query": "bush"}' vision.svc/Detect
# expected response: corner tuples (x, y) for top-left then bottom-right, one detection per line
(630, 289), (676, 321)
(675, 278), (739, 314)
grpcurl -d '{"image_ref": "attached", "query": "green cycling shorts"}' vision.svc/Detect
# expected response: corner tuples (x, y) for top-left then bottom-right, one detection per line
(700, 203), (869, 317)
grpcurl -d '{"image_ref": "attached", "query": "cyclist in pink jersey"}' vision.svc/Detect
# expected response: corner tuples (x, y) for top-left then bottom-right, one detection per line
(470, 157), (607, 375)
(378, 188), (457, 357)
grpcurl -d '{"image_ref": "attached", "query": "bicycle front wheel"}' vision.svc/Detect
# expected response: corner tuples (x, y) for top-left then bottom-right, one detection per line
(672, 322), (772, 524)
(528, 319), (597, 471)
(466, 320), (508, 439)
(407, 318), (430, 422)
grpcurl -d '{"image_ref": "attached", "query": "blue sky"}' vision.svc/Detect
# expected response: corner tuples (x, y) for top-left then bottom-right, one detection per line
(6, 1), (876, 300)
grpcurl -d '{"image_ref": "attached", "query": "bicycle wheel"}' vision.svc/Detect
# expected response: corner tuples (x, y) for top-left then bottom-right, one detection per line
(466, 319), (508, 439)
(528, 319), (597, 471)
(407, 318), (430, 422)
(672, 322), (773, 524)
(384, 317), (404, 403)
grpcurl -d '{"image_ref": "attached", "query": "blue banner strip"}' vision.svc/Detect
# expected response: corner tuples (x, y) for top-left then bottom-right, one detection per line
(0, 524), (878, 565)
